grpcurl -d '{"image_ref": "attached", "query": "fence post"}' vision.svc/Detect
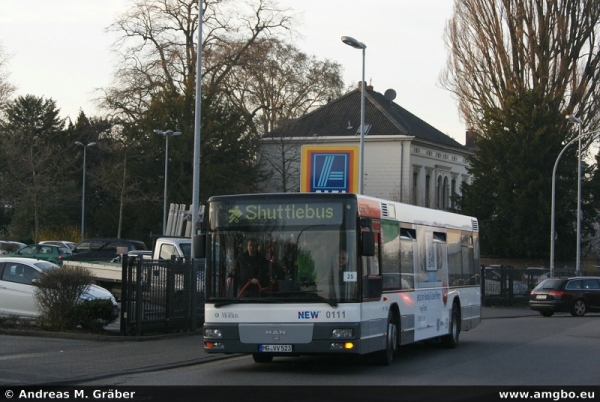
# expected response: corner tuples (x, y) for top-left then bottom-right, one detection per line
(190, 261), (197, 331)
(120, 256), (128, 336)
(135, 257), (144, 336)
(480, 265), (486, 306)
(165, 258), (175, 330)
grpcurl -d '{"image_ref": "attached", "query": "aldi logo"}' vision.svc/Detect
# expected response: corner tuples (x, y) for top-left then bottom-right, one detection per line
(301, 145), (359, 193)
(313, 154), (348, 191)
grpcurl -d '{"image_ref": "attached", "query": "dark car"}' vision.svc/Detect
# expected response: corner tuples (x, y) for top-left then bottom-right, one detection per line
(71, 238), (147, 262)
(3, 244), (72, 266)
(529, 277), (600, 317)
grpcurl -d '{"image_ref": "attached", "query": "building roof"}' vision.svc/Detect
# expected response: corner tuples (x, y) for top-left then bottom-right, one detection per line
(266, 86), (466, 151)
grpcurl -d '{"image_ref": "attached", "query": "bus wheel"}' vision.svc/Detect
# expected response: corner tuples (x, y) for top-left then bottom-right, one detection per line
(252, 353), (273, 363)
(374, 313), (397, 366)
(441, 303), (460, 349)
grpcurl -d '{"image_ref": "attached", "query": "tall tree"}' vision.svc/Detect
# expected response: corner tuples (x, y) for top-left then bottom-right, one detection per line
(443, 0), (600, 260)
(65, 112), (154, 240)
(0, 95), (68, 242)
(99, 0), (298, 209)
(442, 0), (600, 132)
(457, 89), (583, 258)
(0, 43), (16, 235)
(138, 89), (263, 205)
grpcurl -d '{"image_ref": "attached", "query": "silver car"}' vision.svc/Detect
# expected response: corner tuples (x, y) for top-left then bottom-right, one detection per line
(0, 257), (117, 319)
(39, 240), (77, 251)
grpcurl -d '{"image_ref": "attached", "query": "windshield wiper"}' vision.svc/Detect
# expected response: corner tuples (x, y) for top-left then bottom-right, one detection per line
(213, 294), (338, 308)
(213, 299), (278, 308)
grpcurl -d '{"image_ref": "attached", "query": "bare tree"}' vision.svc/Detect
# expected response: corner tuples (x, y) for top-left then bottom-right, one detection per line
(259, 131), (302, 192)
(441, 0), (600, 134)
(101, 0), (297, 120)
(222, 38), (344, 136)
(220, 38), (343, 192)
(0, 42), (16, 109)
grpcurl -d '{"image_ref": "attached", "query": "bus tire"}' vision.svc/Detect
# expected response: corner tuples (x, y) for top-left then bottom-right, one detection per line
(374, 313), (397, 366)
(252, 353), (273, 363)
(441, 303), (460, 349)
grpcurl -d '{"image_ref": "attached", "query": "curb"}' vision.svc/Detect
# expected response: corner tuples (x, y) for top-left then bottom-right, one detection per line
(0, 327), (202, 342)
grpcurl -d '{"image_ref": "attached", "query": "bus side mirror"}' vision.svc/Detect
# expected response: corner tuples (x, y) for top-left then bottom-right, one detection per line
(361, 231), (374, 256)
(193, 234), (206, 259)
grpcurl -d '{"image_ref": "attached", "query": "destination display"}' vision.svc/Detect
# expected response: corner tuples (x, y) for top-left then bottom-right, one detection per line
(213, 201), (345, 227)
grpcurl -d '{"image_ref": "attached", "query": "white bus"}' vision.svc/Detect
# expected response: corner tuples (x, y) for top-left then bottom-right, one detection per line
(201, 193), (480, 365)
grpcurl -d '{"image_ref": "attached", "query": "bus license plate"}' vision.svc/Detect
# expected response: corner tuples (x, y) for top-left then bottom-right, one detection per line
(259, 345), (292, 353)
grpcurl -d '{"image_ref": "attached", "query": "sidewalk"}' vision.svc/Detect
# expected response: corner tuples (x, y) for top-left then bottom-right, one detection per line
(0, 305), (535, 385)
(481, 304), (537, 319)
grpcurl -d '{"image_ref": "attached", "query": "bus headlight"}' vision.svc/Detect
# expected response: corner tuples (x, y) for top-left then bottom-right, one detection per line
(332, 329), (353, 338)
(204, 328), (222, 338)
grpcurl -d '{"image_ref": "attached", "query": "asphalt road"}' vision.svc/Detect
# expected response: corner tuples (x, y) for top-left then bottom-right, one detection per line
(76, 313), (600, 386)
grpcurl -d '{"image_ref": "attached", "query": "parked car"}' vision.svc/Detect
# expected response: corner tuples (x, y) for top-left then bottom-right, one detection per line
(3, 244), (72, 266)
(0, 240), (26, 255)
(71, 238), (147, 262)
(0, 257), (118, 319)
(529, 277), (600, 317)
(39, 240), (76, 251)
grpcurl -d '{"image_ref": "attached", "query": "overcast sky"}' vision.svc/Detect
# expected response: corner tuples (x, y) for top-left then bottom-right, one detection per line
(0, 0), (466, 143)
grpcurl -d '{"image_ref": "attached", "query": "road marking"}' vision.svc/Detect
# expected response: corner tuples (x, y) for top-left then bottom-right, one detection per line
(0, 352), (57, 361)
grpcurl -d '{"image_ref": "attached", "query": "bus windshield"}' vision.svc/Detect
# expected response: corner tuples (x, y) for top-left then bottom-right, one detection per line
(206, 226), (359, 306)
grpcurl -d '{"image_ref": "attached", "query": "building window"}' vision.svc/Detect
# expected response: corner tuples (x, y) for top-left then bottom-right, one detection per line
(425, 174), (431, 208)
(443, 176), (449, 210)
(412, 171), (418, 205)
(451, 177), (457, 209)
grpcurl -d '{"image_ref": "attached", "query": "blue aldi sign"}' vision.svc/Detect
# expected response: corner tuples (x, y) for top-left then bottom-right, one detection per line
(313, 154), (348, 191)
(301, 145), (359, 193)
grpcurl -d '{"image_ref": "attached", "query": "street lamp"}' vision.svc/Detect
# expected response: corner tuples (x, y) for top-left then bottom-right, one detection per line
(155, 129), (182, 235)
(550, 125), (600, 278)
(566, 115), (583, 276)
(341, 35), (366, 194)
(75, 141), (96, 241)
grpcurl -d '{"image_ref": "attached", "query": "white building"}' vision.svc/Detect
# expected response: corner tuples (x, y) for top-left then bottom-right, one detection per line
(259, 85), (473, 210)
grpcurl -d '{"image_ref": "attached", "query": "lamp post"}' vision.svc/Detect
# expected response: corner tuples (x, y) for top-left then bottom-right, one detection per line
(341, 35), (366, 194)
(566, 115), (583, 276)
(550, 125), (600, 278)
(75, 141), (96, 241)
(154, 129), (182, 235)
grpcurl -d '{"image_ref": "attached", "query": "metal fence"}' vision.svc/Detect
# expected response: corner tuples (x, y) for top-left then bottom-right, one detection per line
(119, 256), (204, 336)
(481, 265), (575, 306)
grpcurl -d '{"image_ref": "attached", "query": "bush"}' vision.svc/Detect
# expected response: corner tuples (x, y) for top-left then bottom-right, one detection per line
(34, 265), (95, 331)
(75, 299), (118, 332)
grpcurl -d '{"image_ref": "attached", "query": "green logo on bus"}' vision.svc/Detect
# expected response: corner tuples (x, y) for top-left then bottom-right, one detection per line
(228, 206), (243, 223)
